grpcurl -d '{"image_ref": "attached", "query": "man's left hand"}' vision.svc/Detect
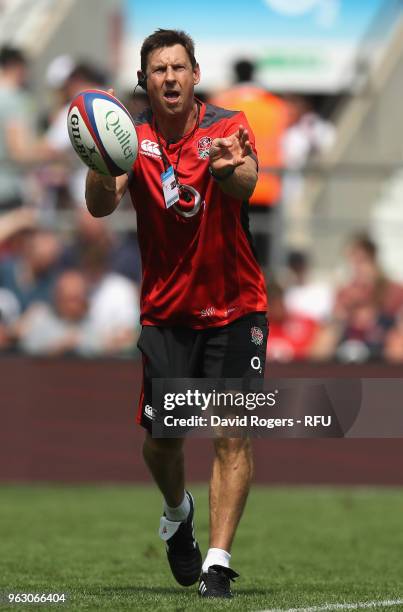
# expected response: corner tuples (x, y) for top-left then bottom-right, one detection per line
(209, 125), (253, 177)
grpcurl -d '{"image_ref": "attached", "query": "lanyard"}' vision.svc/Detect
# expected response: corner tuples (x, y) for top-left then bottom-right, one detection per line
(154, 102), (201, 191)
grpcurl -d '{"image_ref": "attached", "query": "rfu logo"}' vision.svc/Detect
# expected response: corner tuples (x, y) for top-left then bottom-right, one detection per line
(197, 136), (212, 160)
(140, 139), (161, 157)
(251, 326), (264, 346)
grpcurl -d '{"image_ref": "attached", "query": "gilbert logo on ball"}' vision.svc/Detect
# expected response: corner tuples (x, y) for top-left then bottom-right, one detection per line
(67, 89), (138, 176)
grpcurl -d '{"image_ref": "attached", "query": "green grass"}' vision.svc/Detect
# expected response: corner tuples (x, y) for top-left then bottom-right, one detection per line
(0, 485), (403, 611)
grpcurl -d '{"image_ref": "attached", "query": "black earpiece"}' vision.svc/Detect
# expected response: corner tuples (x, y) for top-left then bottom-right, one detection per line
(137, 73), (147, 91)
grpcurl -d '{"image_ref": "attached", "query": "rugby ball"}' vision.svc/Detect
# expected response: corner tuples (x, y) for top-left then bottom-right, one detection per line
(67, 89), (138, 176)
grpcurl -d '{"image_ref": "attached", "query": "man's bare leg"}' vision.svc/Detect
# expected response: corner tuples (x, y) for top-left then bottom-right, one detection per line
(209, 437), (253, 551)
(142, 433), (185, 507)
(143, 432), (202, 587)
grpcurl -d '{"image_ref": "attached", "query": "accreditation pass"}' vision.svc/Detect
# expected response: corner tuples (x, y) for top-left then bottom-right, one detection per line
(161, 165), (180, 209)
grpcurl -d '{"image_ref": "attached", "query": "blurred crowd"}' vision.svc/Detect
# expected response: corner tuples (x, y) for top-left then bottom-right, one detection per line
(1, 45), (402, 362)
(267, 234), (403, 364)
(0, 209), (141, 357)
(0, 45), (141, 357)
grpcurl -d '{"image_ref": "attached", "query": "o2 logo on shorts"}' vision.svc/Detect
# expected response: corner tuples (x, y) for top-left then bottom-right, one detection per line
(251, 326), (264, 346)
(250, 356), (262, 373)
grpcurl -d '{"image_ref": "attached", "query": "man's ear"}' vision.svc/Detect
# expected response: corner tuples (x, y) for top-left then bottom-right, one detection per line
(137, 70), (147, 91)
(193, 63), (201, 86)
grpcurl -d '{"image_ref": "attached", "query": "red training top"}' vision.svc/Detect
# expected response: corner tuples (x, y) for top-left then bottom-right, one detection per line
(129, 100), (267, 329)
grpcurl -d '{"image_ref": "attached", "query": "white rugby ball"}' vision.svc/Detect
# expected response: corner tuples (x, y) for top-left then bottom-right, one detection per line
(67, 89), (138, 176)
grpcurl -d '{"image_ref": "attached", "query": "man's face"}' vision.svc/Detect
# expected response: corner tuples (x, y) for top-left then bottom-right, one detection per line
(9, 61), (28, 88)
(143, 44), (200, 117)
(347, 245), (377, 283)
(55, 273), (88, 322)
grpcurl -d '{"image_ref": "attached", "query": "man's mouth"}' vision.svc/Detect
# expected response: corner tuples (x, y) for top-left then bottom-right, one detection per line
(163, 91), (180, 103)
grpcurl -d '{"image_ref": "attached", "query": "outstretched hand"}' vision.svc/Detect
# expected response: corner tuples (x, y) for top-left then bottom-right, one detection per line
(209, 125), (253, 175)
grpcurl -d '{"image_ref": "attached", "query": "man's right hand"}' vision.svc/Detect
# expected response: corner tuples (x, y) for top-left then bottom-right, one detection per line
(85, 89), (130, 217)
(85, 170), (128, 218)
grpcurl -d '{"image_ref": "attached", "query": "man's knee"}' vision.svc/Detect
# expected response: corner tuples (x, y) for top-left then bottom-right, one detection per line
(213, 436), (252, 463)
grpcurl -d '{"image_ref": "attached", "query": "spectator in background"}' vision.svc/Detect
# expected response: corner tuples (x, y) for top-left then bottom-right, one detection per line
(61, 209), (142, 284)
(79, 239), (139, 355)
(0, 286), (21, 352)
(283, 250), (334, 322)
(18, 267), (139, 357)
(44, 54), (76, 125)
(0, 45), (61, 214)
(281, 95), (335, 208)
(60, 209), (112, 269)
(0, 228), (61, 311)
(18, 270), (91, 356)
(312, 233), (401, 362)
(0, 211), (140, 356)
(0, 207), (36, 256)
(266, 281), (319, 362)
(384, 308), (403, 362)
(0, 45), (30, 214)
(335, 233), (403, 320)
(335, 302), (393, 363)
(44, 61), (108, 210)
(209, 58), (288, 272)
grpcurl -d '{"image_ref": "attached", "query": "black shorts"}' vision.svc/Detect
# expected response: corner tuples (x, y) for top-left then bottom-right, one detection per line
(136, 312), (268, 432)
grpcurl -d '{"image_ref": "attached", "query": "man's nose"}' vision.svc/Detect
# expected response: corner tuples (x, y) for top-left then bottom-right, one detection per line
(165, 66), (176, 82)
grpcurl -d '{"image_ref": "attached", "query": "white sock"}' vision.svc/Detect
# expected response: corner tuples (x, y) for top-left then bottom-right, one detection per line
(202, 547), (231, 572)
(164, 491), (190, 522)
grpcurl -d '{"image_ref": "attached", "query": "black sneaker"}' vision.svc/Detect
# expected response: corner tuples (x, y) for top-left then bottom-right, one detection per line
(159, 491), (202, 586)
(198, 564), (239, 598)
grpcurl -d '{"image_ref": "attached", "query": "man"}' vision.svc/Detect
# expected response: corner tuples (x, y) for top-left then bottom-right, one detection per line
(85, 29), (268, 599)
(45, 62), (108, 208)
(0, 46), (60, 214)
(0, 45), (30, 213)
(210, 58), (289, 271)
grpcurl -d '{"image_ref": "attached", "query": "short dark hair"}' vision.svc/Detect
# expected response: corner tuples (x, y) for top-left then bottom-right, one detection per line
(67, 62), (108, 87)
(234, 59), (255, 83)
(348, 232), (377, 260)
(140, 29), (196, 74)
(287, 250), (310, 274)
(0, 45), (27, 68)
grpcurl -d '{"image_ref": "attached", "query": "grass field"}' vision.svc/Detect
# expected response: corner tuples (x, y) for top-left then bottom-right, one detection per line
(1, 485), (403, 611)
